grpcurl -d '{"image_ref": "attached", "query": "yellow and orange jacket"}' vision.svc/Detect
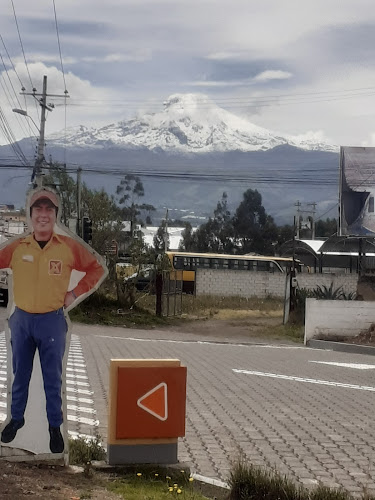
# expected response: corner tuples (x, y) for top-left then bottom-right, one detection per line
(0, 232), (105, 313)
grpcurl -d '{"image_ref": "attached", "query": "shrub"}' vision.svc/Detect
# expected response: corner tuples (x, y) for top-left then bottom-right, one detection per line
(69, 435), (106, 465)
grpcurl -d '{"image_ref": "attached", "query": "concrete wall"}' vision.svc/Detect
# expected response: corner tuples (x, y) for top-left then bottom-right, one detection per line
(297, 273), (358, 295)
(304, 298), (375, 344)
(195, 269), (358, 299)
(195, 269), (287, 298)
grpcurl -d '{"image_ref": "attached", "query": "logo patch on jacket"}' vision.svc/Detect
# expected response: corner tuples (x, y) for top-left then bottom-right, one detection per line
(49, 260), (62, 275)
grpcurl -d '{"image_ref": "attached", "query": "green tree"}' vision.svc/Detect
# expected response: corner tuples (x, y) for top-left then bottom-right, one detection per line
(43, 163), (77, 225)
(180, 192), (235, 253)
(276, 224), (294, 250)
(232, 189), (278, 254)
(81, 187), (123, 255)
(315, 218), (338, 238)
(179, 222), (196, 251)
(116, 174), (156, 228)
(153, 219), (168, 252)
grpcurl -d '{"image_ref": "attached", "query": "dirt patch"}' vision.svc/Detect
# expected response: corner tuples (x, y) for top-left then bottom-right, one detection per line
(162, 311), (303, 345)
(0, 461), (121, 500)
(342, 323), (375, 346)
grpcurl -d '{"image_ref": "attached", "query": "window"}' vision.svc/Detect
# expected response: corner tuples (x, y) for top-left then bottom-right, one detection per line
(369, 196), (374, 213)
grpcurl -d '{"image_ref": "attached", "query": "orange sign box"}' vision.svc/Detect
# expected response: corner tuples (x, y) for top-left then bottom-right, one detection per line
(116, 366), (187, 439)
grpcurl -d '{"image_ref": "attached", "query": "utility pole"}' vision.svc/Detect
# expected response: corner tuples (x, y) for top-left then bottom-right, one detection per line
(294, 200), (301, 239)
(21, 75), (69, 187)
(35, 76), (47, 186)
(77, 167), (82, 237)
(163, 209), (169, 251)
(307, 202), (317, 240)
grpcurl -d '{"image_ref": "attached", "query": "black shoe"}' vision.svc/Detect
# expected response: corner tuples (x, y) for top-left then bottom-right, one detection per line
(49, 425), (64, 453)
(1, 418), (25, 443)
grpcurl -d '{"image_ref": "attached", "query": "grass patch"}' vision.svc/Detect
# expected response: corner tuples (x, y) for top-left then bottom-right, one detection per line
(263, 322), (304, 342)
(107, 470), (206, 499)
(70, 292), (284, 329)
(69, 292), (169, 328)
(228, 461), (373, 500)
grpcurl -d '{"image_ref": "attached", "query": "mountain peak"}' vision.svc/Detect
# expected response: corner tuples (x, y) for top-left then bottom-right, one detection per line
(47, 93), (338, 153)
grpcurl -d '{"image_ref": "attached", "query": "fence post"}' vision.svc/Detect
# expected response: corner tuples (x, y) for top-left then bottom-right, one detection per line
(155, 272), (163, 316)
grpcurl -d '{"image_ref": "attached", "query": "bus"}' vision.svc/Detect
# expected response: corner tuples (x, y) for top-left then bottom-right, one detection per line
(165, 251), (300, 293)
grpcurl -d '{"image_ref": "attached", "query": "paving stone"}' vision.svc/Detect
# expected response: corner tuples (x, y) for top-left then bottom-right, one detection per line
(70, 323), (375, 496)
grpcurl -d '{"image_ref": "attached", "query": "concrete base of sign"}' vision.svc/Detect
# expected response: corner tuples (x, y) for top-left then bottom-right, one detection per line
(107, 442), (177, 465)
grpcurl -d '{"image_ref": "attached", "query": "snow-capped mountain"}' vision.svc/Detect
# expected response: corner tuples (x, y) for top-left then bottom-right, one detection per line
(47, 94), (338, 153)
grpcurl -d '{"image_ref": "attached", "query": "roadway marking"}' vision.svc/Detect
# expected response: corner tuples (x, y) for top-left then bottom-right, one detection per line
(0, 332), (99, 438)
(233, 369), (375, 392)
(94, 334), (309, 349)
(309, 361), (375, 370)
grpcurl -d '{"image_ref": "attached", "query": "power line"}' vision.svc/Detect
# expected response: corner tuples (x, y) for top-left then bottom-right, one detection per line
(315, 203), (339, 222)
(60, 87), (375, 111)
(0, 32), (24, 89)
(10, 0), (40, 119)
(0, 53), (31, 139)
(0, 105), (29, 166)
(52, 0), (68, 167)
(0, 32), (34, 137)
(52, 0), (67, 92)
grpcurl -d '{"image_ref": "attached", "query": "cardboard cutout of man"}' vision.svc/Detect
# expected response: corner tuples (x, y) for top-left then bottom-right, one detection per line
(0, 187), (107, 454)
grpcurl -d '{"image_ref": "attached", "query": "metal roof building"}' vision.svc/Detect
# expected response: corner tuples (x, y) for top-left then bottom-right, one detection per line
(279, 237), (375, 273)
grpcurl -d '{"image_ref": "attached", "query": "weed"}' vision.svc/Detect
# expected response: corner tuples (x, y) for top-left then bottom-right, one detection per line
(228, 461), (304, 500)
(312, 283), (356, 300)
(228, 460), (375, 500)
(68, 435), (106, 465)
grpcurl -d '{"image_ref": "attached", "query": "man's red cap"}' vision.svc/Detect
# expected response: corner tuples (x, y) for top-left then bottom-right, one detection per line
(30, 189), (59, 208)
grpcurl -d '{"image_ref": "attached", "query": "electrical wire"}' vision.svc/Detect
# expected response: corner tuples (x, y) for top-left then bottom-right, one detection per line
(0, 31), (35, 140)
(10, 0), (40, 120)
(0, 105), (29, 166)
(0, 32), (24, 89)
(52, 0), (68, 167)
(52, 0), (67, 92)
(61, 87), (375, 112)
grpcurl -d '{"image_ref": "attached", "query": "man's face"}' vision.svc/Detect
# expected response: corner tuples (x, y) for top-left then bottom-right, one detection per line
(31, 201), (57, 240)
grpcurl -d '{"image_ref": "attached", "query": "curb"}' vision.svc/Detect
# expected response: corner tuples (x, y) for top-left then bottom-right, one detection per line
(191, 472), (230, 500)
(307, 339), (375, 356)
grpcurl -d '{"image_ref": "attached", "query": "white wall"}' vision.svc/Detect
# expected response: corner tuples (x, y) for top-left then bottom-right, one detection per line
(195, 269), (288, 298)
(304, 298), (375, 344)
(196, 269), (358, 300)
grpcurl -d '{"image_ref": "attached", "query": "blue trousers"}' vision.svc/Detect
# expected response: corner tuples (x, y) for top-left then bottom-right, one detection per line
(8, 307), (67, 427)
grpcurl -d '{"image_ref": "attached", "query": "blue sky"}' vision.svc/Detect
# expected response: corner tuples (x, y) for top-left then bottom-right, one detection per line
(1, 0), (375, 146)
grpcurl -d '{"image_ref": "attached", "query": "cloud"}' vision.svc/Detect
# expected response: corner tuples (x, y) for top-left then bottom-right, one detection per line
(0, 62), (127, 143)
(186, 78), (254, 88)
(253, 70), (293, 83)
(186, 69), (293, 88)
(205, 51), (250, 61)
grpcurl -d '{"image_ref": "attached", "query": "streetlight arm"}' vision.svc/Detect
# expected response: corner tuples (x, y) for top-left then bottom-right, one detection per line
(12, 108), (40, 134)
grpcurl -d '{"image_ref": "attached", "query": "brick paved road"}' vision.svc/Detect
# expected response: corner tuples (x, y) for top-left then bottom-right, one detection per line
(75, 322), (375, 497)
(1, 301), (375, 497)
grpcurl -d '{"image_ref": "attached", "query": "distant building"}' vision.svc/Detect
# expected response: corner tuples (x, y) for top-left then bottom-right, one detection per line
(0, 204), (15, 212)
(280, 237), (375, 274)
(0, 207), (27, 237)
(141, 227), (186, 250)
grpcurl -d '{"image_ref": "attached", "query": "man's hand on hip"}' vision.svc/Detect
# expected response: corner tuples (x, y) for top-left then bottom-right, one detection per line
(64, 291), (76, 308)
